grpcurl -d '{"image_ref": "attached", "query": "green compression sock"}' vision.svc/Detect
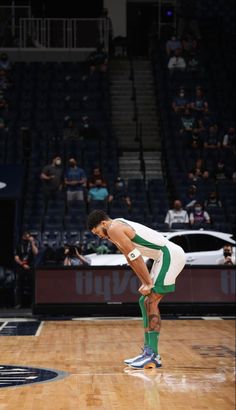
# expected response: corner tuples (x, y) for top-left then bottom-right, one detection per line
(148, 331), (159, 355)
(144, 332), (149, 346)
(138, 295), (148, 328)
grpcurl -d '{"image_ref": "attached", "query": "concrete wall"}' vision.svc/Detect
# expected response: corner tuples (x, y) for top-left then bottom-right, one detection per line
(104, 0), (158, 38)
(104, 0), (127, 37)
(1, 48), (94, 62)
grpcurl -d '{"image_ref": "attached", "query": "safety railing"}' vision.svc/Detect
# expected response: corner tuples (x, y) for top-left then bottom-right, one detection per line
(19, 18), (109, 50)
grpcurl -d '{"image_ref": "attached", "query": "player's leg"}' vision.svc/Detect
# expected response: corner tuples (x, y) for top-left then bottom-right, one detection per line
(124, 260), (161, 366)
(128, 259), (164, 369)
(128, 292), (163, 369)
(123, 295), (149, 365)
(144, 292), (164, 355)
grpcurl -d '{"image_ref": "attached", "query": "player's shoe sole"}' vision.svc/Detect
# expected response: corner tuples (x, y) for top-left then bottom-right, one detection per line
(124, 346), (154, 365)
(129, 354), (162, 370)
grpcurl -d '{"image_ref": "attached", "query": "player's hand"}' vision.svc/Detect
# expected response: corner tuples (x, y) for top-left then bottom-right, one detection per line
(138, 283), (153, 295)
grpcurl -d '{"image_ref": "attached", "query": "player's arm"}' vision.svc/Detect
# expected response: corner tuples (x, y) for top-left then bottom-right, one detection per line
(108, 225), (153, 294)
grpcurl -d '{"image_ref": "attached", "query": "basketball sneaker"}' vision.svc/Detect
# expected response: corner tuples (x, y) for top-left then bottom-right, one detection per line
(129, 349), (162, 370)
(124, 346), (151, 365)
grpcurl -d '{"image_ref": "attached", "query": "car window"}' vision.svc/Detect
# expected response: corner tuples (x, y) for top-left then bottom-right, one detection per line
(169, 235), (190, 252)
(187, 234), (226, 252)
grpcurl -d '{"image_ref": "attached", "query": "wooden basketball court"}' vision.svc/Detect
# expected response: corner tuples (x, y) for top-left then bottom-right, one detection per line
(0, 318), (235, 409)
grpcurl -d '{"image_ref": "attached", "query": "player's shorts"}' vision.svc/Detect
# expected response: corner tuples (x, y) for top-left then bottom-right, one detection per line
(150, 242), (186, 294)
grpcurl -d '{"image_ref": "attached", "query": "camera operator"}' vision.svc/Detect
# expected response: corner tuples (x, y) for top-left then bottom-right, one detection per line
(14, 231), (38, 308)
(63, 243), (91, 266)
(217, 244), (236, 265)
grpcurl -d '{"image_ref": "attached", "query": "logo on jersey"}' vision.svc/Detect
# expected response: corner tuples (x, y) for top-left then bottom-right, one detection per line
(0, 365), (68, 388)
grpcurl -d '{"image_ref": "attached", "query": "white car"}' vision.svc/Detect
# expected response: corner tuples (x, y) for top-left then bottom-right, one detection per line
(161, 230), (236, 265)
(87, 230), (235, 266)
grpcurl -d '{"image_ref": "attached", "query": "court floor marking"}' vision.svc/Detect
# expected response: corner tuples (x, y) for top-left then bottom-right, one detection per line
(0, 322), (8, 332)
(0, 318), (38, 322)
(35, 321), (44, 337)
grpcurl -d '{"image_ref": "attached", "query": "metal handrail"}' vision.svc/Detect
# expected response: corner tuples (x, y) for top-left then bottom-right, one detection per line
(19, 17), (109, 50)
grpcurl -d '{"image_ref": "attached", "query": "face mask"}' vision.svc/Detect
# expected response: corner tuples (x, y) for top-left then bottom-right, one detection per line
(180, 92), (184, 97)
(96, 184), (102, 188)
(69, 161), (76, 167)
(224, 251), (232, 257)
(195, 207), (202, 212)
(55, 159), (61, 166)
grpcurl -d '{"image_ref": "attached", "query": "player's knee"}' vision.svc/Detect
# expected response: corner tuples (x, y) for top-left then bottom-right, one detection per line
(147, 292), (163, 304)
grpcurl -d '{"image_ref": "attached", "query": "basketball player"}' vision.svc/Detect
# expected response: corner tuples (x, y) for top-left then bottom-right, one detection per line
(87, 210), (186, 369)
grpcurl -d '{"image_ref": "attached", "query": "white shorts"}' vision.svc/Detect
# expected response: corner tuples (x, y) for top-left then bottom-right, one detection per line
(150, 242), (186, 294)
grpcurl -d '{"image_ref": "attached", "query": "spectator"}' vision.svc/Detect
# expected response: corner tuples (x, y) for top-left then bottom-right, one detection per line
(166, 35), (182, 56)
(63, 243), (91, 266)
(202, 108), (217, 130)
(217, 244), (236, 265)
(164, 199), (189, 228)
(213, 160), (229, 180)
(0, 96), (8, 115)
(179, 107), (196, 145)
(0, 116), (6, 129)
(87, 167), (107, 188)
(0, 69), (9, 90)
(172, 87), (189, 115)
(204, 191), (222, 208)
(88, 178), (109, 202)
(40, 156), (63, 209)
(222, 127), (236, 150)
(232, 171), (236, 183)
(167, 48), (186, 73)
(190, 87), (208, 118)
(0, 53), (12, 71)
(14, 231), (38, 308)
(108, 176), (132, 210)
(189, 203), (211, 227)
(79, 114), (98, 139)
(188, 158), (209, 182)
(64, 158), (87, 203)
(182, 184), (199, 211)
(63, 119), (80, 141)
(203, 125), (221, 162)
(187, 119), (204, 152)
(186, 51), (201, 73)
(182, 33), (198, 55)
(87, 43), (108, 73)
(222, 127), (236, 164)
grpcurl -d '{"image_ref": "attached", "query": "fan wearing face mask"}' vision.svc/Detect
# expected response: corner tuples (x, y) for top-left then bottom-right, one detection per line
(217, 244), (236, 265)
(189, 203), (211, 227)
(64, 158), (87, 203)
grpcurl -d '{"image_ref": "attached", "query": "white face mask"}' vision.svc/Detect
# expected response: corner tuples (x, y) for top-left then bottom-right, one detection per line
(55, 159), (61, 166)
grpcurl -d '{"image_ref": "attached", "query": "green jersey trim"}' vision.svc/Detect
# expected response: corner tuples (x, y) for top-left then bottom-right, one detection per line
(132, 234), (175, 294)
(132, 234), (165, 250)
